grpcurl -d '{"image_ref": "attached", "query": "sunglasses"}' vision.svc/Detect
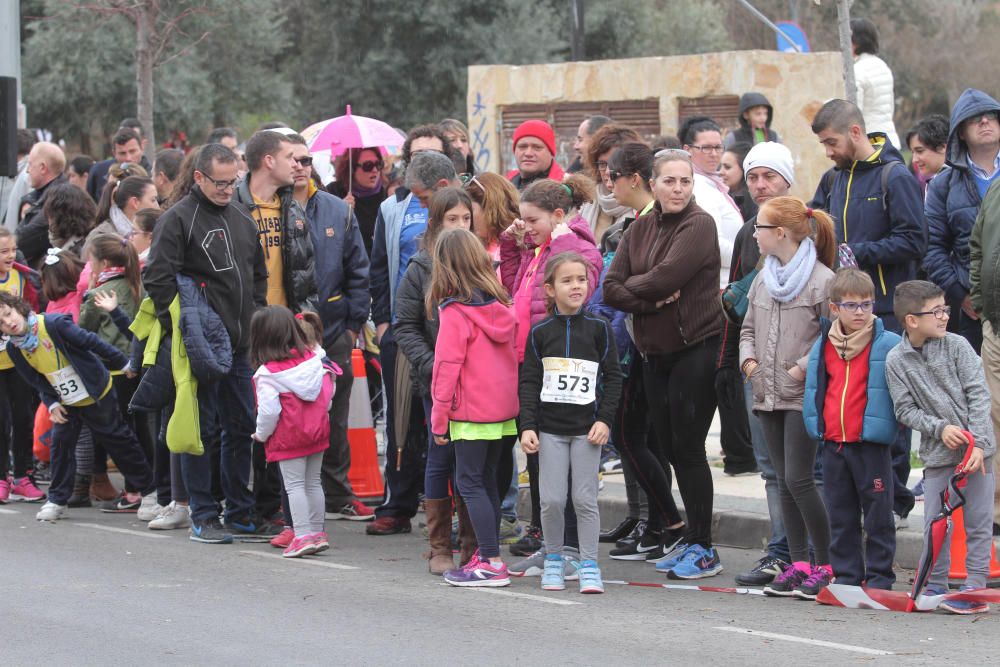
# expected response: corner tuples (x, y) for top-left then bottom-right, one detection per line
(294, 157), (313, 167)
(358, 160), (384, 173)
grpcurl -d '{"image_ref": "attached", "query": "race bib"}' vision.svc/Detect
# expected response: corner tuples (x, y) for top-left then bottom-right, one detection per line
(540, 357), (598, 405)
(46, 366), (90, 404)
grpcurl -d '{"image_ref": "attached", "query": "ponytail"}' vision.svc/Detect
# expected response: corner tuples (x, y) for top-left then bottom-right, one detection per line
(89, 234), (143, 303)
(521, 174), (595, 214)
(807, 208), (837, 269)
(759, 196), (836, 269)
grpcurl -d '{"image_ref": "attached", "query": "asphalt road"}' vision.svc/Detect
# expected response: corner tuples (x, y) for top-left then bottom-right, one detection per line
(2, 502), (998, 665)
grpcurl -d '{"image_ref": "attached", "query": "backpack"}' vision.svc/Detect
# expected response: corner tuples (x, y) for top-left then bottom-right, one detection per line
(821, 160), (899, 214)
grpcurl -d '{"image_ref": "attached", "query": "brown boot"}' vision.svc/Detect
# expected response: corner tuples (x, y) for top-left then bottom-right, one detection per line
(455, 494), (479, 566)
(90, 472), (119, 502)
(424, 498), (455, 575)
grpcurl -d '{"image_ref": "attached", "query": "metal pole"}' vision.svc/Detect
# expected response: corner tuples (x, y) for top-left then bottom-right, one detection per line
(837, 0), (858, 103)
(0, 0), (23, 126)
(735, 0), (803, 53)
(570, 0), (585, 61)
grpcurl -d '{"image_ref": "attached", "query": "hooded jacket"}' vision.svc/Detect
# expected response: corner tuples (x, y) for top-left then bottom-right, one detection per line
(810, 134), (926, 318)
(370, 188), (414, 326)
(78, 275), (140, 357)
(234, 174), (317, 313)
(430, 295), (519, 436)
(924, 89), (1000, 304)
(144, 185), (267, 351)
(603, 200), (722, 356)
(393, 249), (438, 397)
(252, 349), (335, 463)
(724, 92), (780, 149)
(854, 53), (900, 148)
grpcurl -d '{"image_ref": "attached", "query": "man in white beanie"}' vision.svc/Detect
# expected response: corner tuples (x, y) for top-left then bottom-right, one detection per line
(721, 142), (796, 588)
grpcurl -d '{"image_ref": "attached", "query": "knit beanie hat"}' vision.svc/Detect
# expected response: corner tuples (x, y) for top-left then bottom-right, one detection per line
(743, 141), (794, 187)
(512, 120), (557, 156)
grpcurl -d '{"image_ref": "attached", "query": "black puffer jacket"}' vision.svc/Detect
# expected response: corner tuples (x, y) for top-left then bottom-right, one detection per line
(724, 92), (780, 149)
(393, 249), (438, 397)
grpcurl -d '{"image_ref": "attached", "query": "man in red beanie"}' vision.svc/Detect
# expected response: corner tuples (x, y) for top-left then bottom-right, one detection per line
(506, 119), (565, 190)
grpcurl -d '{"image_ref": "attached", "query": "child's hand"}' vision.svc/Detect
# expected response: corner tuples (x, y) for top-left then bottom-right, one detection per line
(964, 446), (986, 474)
(787, 365), (805, 382)
(49, 404), (68, 424)
(941, 425), (969, 450)
(588, 421), (610, 445)
(434, 435), (449, 445)
(521, 429), (539, 454)
(93, 290), (118, 312)
(504, 218), (526, 238)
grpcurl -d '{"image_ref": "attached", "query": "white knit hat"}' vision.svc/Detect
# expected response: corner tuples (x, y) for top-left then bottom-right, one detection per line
(743, 142), (794, 187)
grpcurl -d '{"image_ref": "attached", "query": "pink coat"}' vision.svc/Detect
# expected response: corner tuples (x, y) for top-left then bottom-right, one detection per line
(430, 297), (519, 437)
(252, 349), (335, 463)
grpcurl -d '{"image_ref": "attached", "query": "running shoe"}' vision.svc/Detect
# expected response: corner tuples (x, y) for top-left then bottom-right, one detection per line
(225, 515), (284, 542)
(541, 554), (565, 590)
(190, 518), (234, 544)
(667, 546), (723, 579)
(283, 534), (319, 558)
(10, 476), (45, 502)
(653, 542), (692, 572)
(793, 565), (833, 600)
(612, 529), (662, 561)
(149, 502), (191, 530)
(601, 458), (623, 474)
(510, 547), (580, 579)
(0, 478), (10, 504)
(98, 492), (143, 513)
(443, 558), (510, 587)
(735, 555), (789, 586)
(270, 527), (295, 548)
(136, 495), (164, 521)
(763, 565), (809, 597)
(312, 532), (330, 553)
(509, 525), (543, 557)
(615, 518), (647, 549)
(939, 586), (990, 615)
(365, 516), (411, 535)
(332, 499), (375, 521)
(499, 517), (522, 544)
(35, 501), (66, 522)
(600, 516), (639, 543)
(646, 528), (686, 563)
(577, 560), (604, 594)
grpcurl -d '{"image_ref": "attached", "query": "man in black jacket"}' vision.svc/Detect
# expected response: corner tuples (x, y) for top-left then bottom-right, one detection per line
(17, 142), (66, 268)
(145, 143), (270, 545)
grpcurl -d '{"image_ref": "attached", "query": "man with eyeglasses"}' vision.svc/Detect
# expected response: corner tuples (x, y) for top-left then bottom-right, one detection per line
(925, 89), (1000, 355)
(144, 143), (269, 544)
(507, 120), (564, 191)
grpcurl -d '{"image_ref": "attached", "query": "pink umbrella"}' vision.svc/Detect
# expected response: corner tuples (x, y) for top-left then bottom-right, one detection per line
(301, 105), (404, 191)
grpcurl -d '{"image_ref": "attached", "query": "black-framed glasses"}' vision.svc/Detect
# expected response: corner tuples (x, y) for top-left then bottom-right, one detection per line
(294, 156), (313, 167)
(595, 161), (609, 173)
(753, 223), (780, 230)
(690, 145), (724, 154)
(359, 160), (384, 173)
(834, 300), (875, 313)
(911, 305), (951, 320)
(198, 171), (237, 191)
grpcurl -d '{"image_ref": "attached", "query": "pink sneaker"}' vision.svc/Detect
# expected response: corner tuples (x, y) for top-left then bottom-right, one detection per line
(270, 527), (294, 549)
(0, 478), (10, 504)
(312, 532), (330, 553)
(11, 476), (45, 502)
(283, 534), (319, 558)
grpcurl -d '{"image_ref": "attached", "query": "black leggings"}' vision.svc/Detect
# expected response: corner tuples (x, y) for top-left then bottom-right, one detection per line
(642, 336), (719, 548)
(0, 368), (35, 479)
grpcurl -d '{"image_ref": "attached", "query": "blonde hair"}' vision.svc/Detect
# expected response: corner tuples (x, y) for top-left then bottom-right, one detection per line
(427, 228), (511, 317)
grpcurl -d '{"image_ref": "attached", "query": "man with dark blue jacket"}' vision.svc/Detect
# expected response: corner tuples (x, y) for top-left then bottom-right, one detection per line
(811, 98), (927, 525)
(924, 89), (1000, 354)
(290, 138), (373, 521)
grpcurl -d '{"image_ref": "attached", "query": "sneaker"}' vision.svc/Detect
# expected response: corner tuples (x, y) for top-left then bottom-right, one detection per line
(10, 476), (45, 502)
(509, 525), (543, 557)
(793, 566), (833, 600)
(312, 532), (330, 553)
(333, 499), (375, 521)
(601, 458), (623, 474)
(723, 465), (760, 477)
(366, 515), (411, 536)
(653, 542), (693, 571)
(99, 491), (143, 513)
(0, 478), (9, 503)
(190, 518), (234, 544)
(735, 555), (790, 586)
(646, 528), (686, 563)
(32, 461), (51, 484)
(598, 471), (604, 492)
(615, 518), (647, 549)
(562, 546), (581, 581)
(444, 558), (510, 587)
(612, 529), (662, 561)
(577, 560), (605, 594)
(137, 495), (165, 521)
(667, 546), (723, 579)
(541, 554), (565, 590)
(283, 534), (319, 558)
(225, 515), (284, 542)
(763, 565), (809, 596)
(271, 527), (295, 548)
(600, 516), (640, 543)
(517, 470), (530, 489)
(509, 549), (546, 577)
(940, 586), (990, 615)
(35, 501), (66, 521)
(499, 517), (522, 544)
(148, 502), (191, 530)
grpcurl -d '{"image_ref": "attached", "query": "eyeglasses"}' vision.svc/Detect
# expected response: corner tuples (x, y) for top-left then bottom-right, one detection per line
(294, 157), (313, 167)
(359, 160), (384, 173)
(690, 145), (725, 154)
(198, 171), (237, 191)
(910, 305), (951, 320)
(595, 161), (609, 174)
(969, 112), (1000, 124)
(834, 301), (875, 313)
(753, 223), (780, 230)
(126, 228), (152, 240)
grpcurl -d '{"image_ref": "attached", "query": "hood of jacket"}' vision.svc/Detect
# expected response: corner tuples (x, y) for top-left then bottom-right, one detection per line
(257, 349), (325, 402)
(737, 92), (773, 131)
(946, 88), (1000, 171)
(849, 133), (906, 173)
(440, 294), (517, 345)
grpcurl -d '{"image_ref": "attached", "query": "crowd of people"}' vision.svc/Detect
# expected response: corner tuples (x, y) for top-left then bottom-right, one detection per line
(0, 20), (998, 611)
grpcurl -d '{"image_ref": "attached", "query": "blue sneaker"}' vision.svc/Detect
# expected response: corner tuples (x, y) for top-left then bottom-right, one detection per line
(578, 559), (604, 594)
(667, 545), (723, 579)
(654, 542), (692, 573)
(541, 554), (565, 591)
(189, 518), (234, 544)
(940, 585), (990, 615)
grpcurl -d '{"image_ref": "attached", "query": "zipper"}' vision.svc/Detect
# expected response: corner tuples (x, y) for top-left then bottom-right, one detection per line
(841, 163), (856, 243)
(565, 316), (571, 356)
(877, 264), (887, 296)
(839, 359), (851, 442)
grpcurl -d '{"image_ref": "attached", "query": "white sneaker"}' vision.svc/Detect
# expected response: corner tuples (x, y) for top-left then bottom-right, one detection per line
(148, 502), (191, 530)
(36, 501), (66, 521)
(137, 496), (165, 522)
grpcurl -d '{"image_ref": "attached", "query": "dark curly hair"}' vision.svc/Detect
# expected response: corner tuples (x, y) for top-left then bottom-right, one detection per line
(43, 184), (97, 243)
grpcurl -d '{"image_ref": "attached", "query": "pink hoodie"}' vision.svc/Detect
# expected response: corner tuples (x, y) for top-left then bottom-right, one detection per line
(430, 296), (519, 437)
(252, 349), (336, 463)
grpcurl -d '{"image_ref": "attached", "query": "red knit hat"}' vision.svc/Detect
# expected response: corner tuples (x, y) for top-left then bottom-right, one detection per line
(512, 119), (557, 156)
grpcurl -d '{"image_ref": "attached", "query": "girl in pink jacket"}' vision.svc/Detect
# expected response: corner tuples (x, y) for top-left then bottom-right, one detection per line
(430, 229), (519, 588)
(251, 307), (337, 559)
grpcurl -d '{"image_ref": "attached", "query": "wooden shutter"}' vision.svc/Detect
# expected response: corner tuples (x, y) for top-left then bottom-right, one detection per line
(677, 95), (741, 138)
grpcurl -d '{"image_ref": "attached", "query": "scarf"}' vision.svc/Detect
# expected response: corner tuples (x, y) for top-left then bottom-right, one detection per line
(762, 237), (817, 303)
(695, 164), (729, 194)
(109, 205), (133, 237)
(596, 183), (632, 218)
(8, 311), (39, 352)
(352, 174), (383, 199)
(97, 266), (127, 286)
(828, 316), (875, 361)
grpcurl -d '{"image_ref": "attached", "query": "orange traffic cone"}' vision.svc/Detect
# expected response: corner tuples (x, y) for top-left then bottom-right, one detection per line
(347, 348), (385, 500)
(947, 506), (1000, 580)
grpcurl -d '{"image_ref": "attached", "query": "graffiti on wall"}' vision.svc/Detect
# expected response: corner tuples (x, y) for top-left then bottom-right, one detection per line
(470, 91), (491, 173)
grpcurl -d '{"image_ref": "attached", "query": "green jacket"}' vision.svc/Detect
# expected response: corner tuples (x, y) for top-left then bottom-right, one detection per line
(969, 178), (1000, 329)
(78, 275), (140, 356)
(130, 296), (203, 455)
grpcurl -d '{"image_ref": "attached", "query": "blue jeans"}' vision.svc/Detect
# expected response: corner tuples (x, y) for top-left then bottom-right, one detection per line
(182, 352), (256, 524)
(744, 379), (790, 562)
